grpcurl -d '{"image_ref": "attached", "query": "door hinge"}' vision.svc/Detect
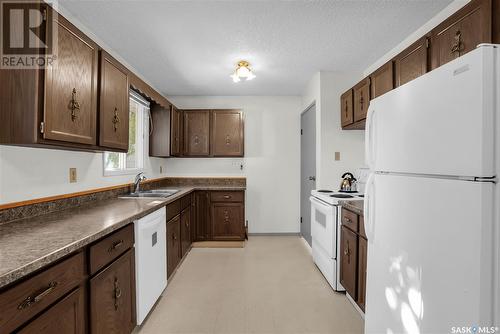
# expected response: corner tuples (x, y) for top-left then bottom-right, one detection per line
(39, 122), (44, 133)
(300, 129), (303, 135)
(300, 217), (303, 223)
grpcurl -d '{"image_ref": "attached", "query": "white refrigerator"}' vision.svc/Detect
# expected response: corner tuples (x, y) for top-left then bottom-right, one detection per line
(364, 44), (499, 334)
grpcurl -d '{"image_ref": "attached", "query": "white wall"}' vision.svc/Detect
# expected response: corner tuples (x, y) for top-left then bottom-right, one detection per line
(167, 96), (302, 234)
(0, 124), (167, 204)
(301, 72), (365, 190)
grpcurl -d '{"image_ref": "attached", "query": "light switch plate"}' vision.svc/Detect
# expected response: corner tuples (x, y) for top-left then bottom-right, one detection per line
(334, 152), (341, 161)
(69, 168), (77, 183)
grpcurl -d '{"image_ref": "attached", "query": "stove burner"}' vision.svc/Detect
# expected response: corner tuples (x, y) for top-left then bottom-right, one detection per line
(317, 190), (333, 193)
(330, 194), (354, 198)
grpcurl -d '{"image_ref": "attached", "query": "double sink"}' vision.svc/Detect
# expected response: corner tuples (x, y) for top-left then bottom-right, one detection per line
(120, 188), (180, 199)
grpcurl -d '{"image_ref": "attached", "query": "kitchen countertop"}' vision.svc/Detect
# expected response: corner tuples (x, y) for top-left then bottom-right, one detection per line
(339, 199), (364, 216)
(0, 185), (245, 289)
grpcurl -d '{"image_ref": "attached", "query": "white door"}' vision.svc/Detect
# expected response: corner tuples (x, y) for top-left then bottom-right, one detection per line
(365, 45), (497, 178)
(364, 173), (494, 334)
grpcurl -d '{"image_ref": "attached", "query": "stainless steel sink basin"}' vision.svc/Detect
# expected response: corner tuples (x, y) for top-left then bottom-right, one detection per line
(120, 189), (179, 199)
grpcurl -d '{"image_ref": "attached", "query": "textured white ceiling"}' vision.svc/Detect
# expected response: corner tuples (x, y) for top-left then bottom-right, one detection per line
(59, 0), (453, 96)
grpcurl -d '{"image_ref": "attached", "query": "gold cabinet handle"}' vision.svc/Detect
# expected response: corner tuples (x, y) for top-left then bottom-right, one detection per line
(344, 218), (351, 224)
(112, 107), (120, 132)
(194, 135), (200, 145)
(69, 88), (80, 122)
(108, 239), (123, 252)
(451, 30), (464, 54)
(18, 281), (58, 310)
(225, 135), (231, 145)
(344, 100), (349, 118)
(114, 277), (121, 310)
(172, 233), (177, 240)
(223, 195), (231, 199)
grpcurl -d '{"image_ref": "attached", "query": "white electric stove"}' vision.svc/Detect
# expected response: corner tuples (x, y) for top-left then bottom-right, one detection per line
(310, 189), (363, 291)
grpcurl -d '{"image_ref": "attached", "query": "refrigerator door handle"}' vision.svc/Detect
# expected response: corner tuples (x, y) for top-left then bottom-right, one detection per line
(365, 106), (376, 168)
(364, 173), (375, 242)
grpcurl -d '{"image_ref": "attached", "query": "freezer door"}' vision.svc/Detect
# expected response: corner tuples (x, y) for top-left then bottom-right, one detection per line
(364, 173), (495, 333)
(365, 45), (497, 178)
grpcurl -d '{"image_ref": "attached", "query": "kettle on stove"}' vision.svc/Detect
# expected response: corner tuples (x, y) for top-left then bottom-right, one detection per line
(339, 172), (357, 193)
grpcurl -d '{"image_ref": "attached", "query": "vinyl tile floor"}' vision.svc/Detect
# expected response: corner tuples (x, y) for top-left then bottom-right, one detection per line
(135, 236), (364, 334)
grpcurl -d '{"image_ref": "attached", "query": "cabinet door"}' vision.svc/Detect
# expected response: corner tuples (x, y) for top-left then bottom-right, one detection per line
(183, 110), (210, 156)
(194, 191), (210, 241)
(180, 208), (191, 258)
(99, 51), (129, 151)
(211, 110), (244, 156)
(211, 203), (245, 241)
(149, 104), (171, 157)
(340, 226), (358, 299)
(370, 62), (394, 99)
(170, 106), (183, 156)
(167, 215), (181, 278)
(395, 37), (429, 87)
(353, 79), (370, 122)
(430, 0), (491, 69)
(90, 249), (136, 334)
(357, 237), (367, 312)
(340, 89), (354, 128)
(18, 287), (85, 334)
(44, 13), (98, 145)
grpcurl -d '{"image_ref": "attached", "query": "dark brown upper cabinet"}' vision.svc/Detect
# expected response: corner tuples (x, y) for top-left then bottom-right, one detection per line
(183, 110), (210, 156)
(171, 106), (183, 157)
(211, 110), (244, 157)
(430, 0), (492, 69)
(149, 104), (172, 157)
(395, 36), (429, 87)
(353, 78), (371, 123)
(340, 89), (354, 128)
(370, 61), (394, 99)
(98, 51), (129, 151)
(44, 11), (99, 146)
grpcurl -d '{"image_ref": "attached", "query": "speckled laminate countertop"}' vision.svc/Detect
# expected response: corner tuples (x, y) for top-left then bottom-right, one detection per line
(0, 185), (245, 289)
(339, 199), (364, 216)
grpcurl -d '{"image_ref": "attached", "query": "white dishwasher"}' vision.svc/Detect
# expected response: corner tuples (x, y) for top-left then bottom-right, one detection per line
(134, 207), (167, 325)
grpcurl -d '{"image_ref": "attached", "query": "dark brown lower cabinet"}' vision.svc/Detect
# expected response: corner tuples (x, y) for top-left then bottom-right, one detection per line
(18, 287), (86, 334)
(340, 208), (368, 312)
(167, 215), (182, 278)
(90, 249), (136, 334)
(357, 237), (368, 311)
(180, 207), (192, 258)
(211, 203), (245, 241)
(194, 191), (211, 241)
(340, 226), (358, 299)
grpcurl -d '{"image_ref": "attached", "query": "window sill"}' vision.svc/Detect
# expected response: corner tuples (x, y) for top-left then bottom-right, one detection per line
(103, 168), (144, 177)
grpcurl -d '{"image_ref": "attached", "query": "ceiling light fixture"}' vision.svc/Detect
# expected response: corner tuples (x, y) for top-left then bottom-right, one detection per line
(230, 60), (256, 83)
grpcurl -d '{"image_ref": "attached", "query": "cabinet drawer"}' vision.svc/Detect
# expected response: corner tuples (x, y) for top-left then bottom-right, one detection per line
(18, 287), (85, 334)
(180, 195), (191, 211)
(341, 209), (358, 232)
(359, 215), (366, 239)
(166, 200), (181, 222)
(89, 224), (134, 275)
(0, 252), (85, 334)
(210, 191), (244, 202)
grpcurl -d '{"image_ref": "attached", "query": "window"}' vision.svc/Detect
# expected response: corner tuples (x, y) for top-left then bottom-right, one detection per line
(103, 91), (149, 176)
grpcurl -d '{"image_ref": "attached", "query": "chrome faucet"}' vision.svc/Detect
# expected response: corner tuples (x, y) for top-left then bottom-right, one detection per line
(134, 172), (147, 193)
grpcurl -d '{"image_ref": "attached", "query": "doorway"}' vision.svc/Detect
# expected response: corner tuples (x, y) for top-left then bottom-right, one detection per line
(300, 103), (316, 246)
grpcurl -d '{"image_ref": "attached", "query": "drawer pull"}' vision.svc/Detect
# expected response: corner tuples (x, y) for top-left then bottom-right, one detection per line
(223, 195), (231, 199)
(108, 239), (124, 252)
(18, 281), (58, 310)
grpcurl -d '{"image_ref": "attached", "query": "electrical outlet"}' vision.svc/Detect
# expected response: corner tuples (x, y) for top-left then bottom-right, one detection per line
(334, 152), (341, 161)
(69, 168), (77, 183)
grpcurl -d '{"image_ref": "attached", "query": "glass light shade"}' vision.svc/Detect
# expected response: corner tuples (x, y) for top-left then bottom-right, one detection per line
(230, 73), (241, 82)
(236, 65), (251, 78)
